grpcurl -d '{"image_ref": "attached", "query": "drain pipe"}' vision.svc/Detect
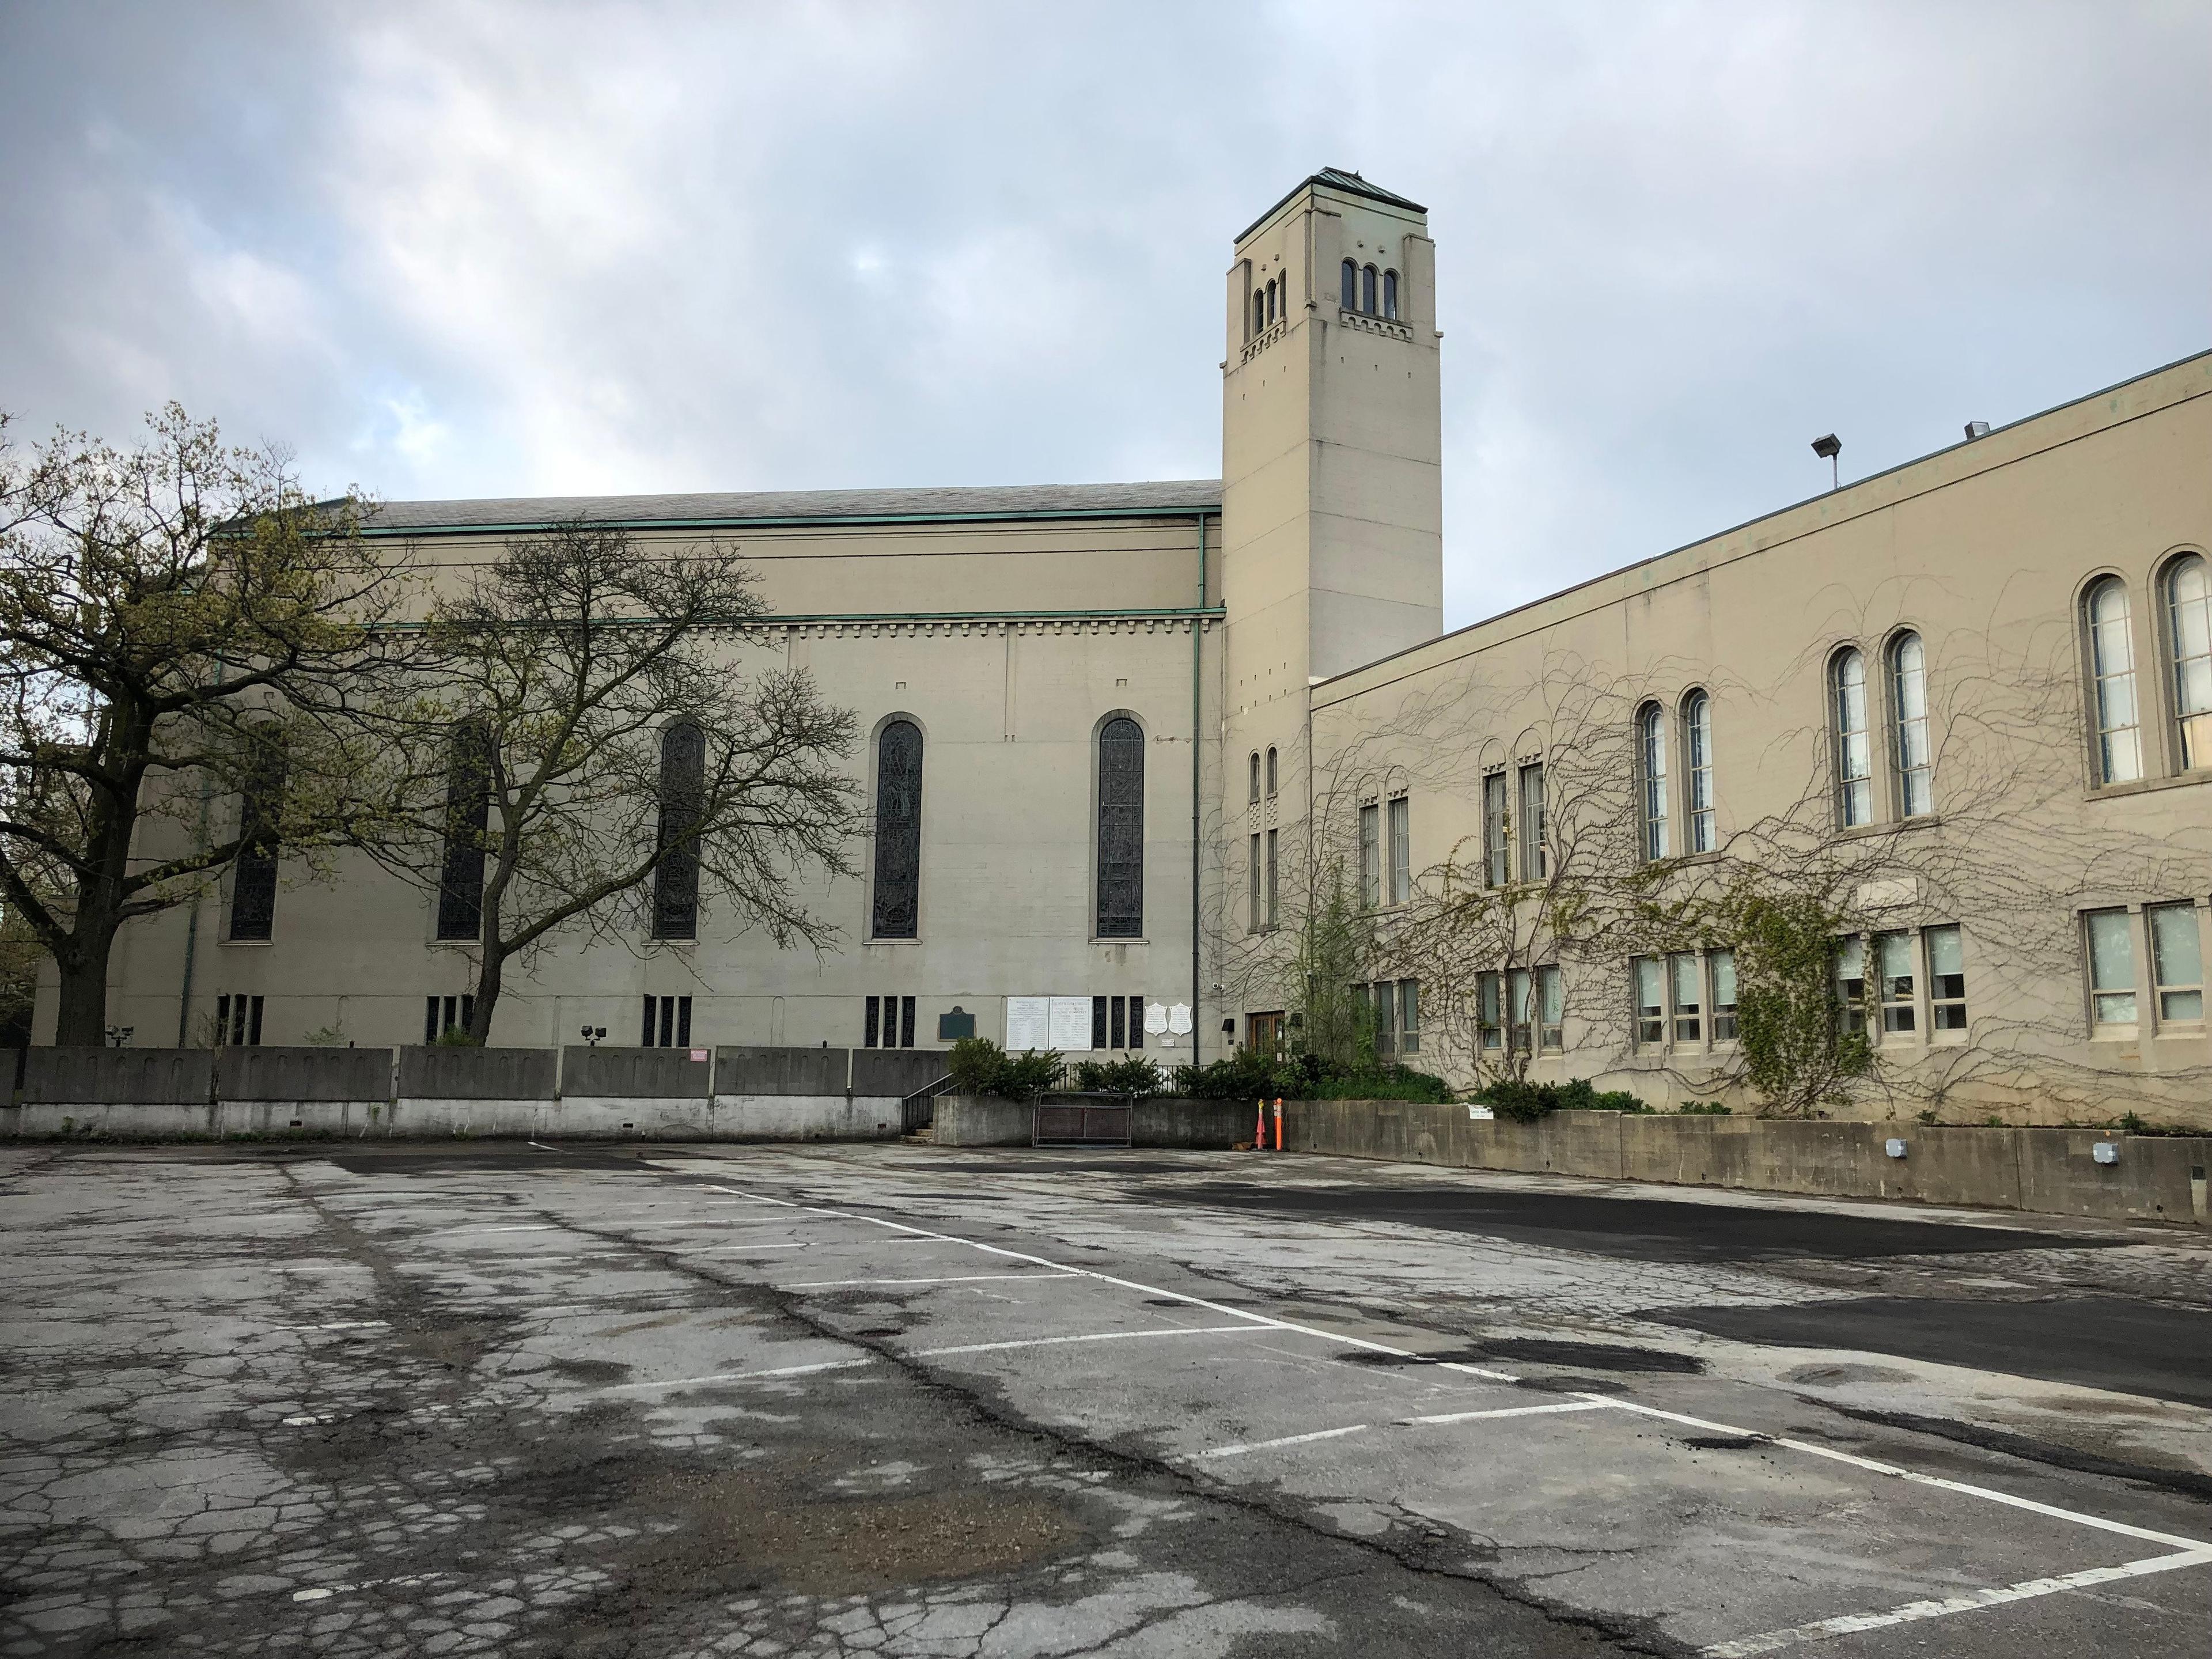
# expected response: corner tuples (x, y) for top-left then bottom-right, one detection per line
(1190, 513), (1206, 1067)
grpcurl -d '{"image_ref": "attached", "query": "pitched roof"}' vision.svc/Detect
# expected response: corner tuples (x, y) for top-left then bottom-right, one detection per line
(361, 478), (1222, 536)
(1237, 169), (1428, 244)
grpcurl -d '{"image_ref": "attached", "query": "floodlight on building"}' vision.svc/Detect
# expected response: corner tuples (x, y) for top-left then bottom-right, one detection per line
(1964, 421), (1991, 440)
(1810, 433), (1841, 491)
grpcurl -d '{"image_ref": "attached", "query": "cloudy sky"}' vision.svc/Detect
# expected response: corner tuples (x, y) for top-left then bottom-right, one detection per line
(3, 2), (2207, 625)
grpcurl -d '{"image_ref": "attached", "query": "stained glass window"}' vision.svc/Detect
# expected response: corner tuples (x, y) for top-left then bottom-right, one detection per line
(436, 721), (493, 942)
(1096, 718), (1145, 938)
(228, 737), (286, 941)
(652, 721), (704, 941)
(872, 719), (923, 939)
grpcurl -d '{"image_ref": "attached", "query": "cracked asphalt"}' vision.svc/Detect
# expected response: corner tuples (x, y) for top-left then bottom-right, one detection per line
(4, 1141), (2211, 1658)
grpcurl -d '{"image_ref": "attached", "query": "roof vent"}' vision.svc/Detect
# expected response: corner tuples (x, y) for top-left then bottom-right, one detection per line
(1964, 421), (1991, 440)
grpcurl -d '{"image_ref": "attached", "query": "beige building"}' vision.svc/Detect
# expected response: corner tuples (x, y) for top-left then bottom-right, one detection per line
(56, 171), (2212, 1123)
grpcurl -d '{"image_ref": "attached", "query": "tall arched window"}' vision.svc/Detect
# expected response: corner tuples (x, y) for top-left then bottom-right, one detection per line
(2168, 554), (2212, 770)
(436, 719), (494, 941)
(1266, 745), (1278, 797)
(2085, 577), (2142, 784)
(1832, 648), (1872, 827)
(1382, 270), (1399, 319)
(871, 719), (923, 939)
(1361, 264), (1378, 315)
(1340, 259), (1357, 309)
(1638, 703), (1669, 860)
(1252, 290), (1266, 336)
(1264, 278), (1278, 327)
(1683, 691), (1714, 853)
(1889, 631), (1933, 816)
(1096, 718), (1145, 938)
(652, 720), (704, 940)
(1248, 750), (1260, 805)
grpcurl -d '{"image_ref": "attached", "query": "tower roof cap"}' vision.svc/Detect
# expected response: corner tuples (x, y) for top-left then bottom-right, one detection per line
(1237, 169), (1427, 244)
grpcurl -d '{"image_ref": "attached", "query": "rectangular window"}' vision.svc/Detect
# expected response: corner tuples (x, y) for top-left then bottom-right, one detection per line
(1634, 957), (1664, 1046)
(1265, 829), (1279, 929)
(1876, 931), (1916, 1035)
(1710, 950), (1737, 1042)
(1128, 993), (1146, 1050)
(422, 994), (474, 1044)
(1835, 937), (1866, 1035)
(1537, 964), (1563, 1051)
(220, 993), (266, 1047)
(899, 995), (915, 1048)
(1388, 796), (1411, 904)
(1483, 772), (1509, 887)
(1478, 972), (1502, 1050)
(1248, 832), (1262, 934)
(1110, 995), (1126, 1050)
(1671, 953), (1702, 1044)
(642, 995), (694, 1047)
(864, 995), (881, 1048)
(1399, 980), (1420, 1055)
(1359, 803), (1380, 908)
(1926, 925), (1967, 1033)
(1507, 967), (1532, 1055)
(2086, 909), (2137, 1027)
(1374, 980), (1397, 1056)
(2149, 904), (2203, 1024)
(1092, 995), (1108, 1051)
(1518, 764), (1547, 882)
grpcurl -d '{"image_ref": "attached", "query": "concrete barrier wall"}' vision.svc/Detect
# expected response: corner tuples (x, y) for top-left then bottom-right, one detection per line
(850, 1049), (950, 1099)
(713, 1046), (846, 1097)
(560, 1046), (712, 1099)
(1132, 1098), (1260, 1150)
(24, 1047), (215, 1105)
(1287, 1101), (2212, 1228)
(218, 1046), (393, 1104)
(397, 1046), (558, 1101)
(933, 1095), (1033, 1146)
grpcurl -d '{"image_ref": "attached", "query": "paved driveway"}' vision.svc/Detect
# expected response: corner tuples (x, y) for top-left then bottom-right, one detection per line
(3, 1141), (2209, 1657)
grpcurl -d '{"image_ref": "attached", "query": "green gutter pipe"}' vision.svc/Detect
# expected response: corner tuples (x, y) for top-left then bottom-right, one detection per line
(1191, 515), (1207, 1067)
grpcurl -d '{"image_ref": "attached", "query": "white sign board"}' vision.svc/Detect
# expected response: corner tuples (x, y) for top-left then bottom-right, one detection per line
(1467, 1104), (1495, 1120)
(1143, 1001), (1170, 1036)
(1168, 1002), (1192, 1035)
(1048, 996), (1093, 1051)
(1005, 997), (1050, 1052)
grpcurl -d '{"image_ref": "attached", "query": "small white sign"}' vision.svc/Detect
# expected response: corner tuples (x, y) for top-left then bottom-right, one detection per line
(1047, 996), (1093, 1051)
(689, 1048), (709, 1063)
(1467, 1104), (1495, 1120)
(1167, 1002), (1192, 1035)
(1005, 997), (1049, 1052)
(1143, 1001), (1170, 1036)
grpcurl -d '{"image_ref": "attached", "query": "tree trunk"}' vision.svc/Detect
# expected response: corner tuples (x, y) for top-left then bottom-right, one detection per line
(465, 879), (506, 1044)
(51, 927), (115, 1047)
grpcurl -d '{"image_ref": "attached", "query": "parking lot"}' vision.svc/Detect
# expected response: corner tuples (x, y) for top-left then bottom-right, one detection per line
(5, 1139), (2211, 1657)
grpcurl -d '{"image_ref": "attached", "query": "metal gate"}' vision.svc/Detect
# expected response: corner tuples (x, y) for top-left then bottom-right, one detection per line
(1032, 1101), (1132, 1147)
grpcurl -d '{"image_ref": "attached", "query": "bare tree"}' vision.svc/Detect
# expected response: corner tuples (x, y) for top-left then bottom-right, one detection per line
(0, 406), (411, 1044)
(365, 521), (862, 1043)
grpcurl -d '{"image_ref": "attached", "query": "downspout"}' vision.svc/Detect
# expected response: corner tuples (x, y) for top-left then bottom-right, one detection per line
(1191, 513), (1206, 1067)
(175, 772), (214, 1046)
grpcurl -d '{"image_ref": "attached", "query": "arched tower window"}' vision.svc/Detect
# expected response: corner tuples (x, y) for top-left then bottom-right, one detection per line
(1683, 691), (1714, 853)
(1361, 263), (1378, 315)
(1889, 631), (1933, 816)
(436, 719), (494, 941)
(1264, 278), (1277, 327)
(2167, 554), (2212, 770)
(1266, 745), (1278, 797)
(1248, 750), (1260, 805)
(1252, 290), (1266, 336)
(1340, 259), (1357, 309)
(1382, 269), (1399, 320)
(652, 720), (704, 941)
(1637, 703), (1669, 860)
(870, 719), (923, 939)
(1832, 648), (1872, 827)
(2084, 577), (2142, 784)
(1096, 718), (1145, 938)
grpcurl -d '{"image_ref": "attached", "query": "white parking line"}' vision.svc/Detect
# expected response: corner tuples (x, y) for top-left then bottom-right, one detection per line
(1199, 1424), (1373, 1460)
(1197, 1397), (1617, 1459)
(777, 1271), (1085, 1290)
(599, 1357), (874, 1393)
(1399, 1399), (1619, 1427)
(914, 1324), (1257, 1358)
(1704, 1548), (2212, 1657)
(273, 1320), (389, 1332)
(293, 1572), (440, 1603)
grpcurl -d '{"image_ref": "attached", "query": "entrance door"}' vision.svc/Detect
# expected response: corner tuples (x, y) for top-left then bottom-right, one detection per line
(1245, 1011), (1285, 1058)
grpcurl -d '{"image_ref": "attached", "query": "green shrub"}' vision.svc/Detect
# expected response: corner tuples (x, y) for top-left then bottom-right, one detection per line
(1472, 1077), (1650, 1121)
(1677, 1100), (1732, 1115)
(947, 1037), (1063, 1100)
(1071, 1056), (1166, 1096)
(1304, 1063), (1453, 1104)
(1173, 1049), (1294, 1101)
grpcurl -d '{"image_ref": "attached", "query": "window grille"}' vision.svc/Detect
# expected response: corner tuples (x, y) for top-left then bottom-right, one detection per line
(423, 994), (475, 1044)
(1638, 704), (1669, 859)
(2149, 904), (2203, 1024)
(863, 994), (916, 1048)
(1890, 633), (1933, 816)
(217, 993), (264, 1047)
(1517, 763), (1547, 881)
(2085, 579), (2142, 784)
(1832, 649), (1873, 825)
(2086, 910), (2137, 1026)
(1095, 718), (1145, 938)
(653, 722), (704, 941)
(1683, 692), (1714, 853)
(228, 738), (286, 942)
(872, 719), (923, 939)
(2168, 555), (2212, 769)
(437, 721), (493, 942)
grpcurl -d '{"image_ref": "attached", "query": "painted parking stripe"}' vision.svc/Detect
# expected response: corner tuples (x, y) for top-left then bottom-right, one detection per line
(599, 1357), (874, 1393)
(777, 1271), (1085, 1290)
(293, 1573), (440, 1603)
(1199, 1424), (1373, 1460)
(1703, 1548), (2212, 1658)
(1197, 1398), (1617, 1459)
(914, 1324), (1258, 1358)
(1399, 1399), (1619, 1427)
